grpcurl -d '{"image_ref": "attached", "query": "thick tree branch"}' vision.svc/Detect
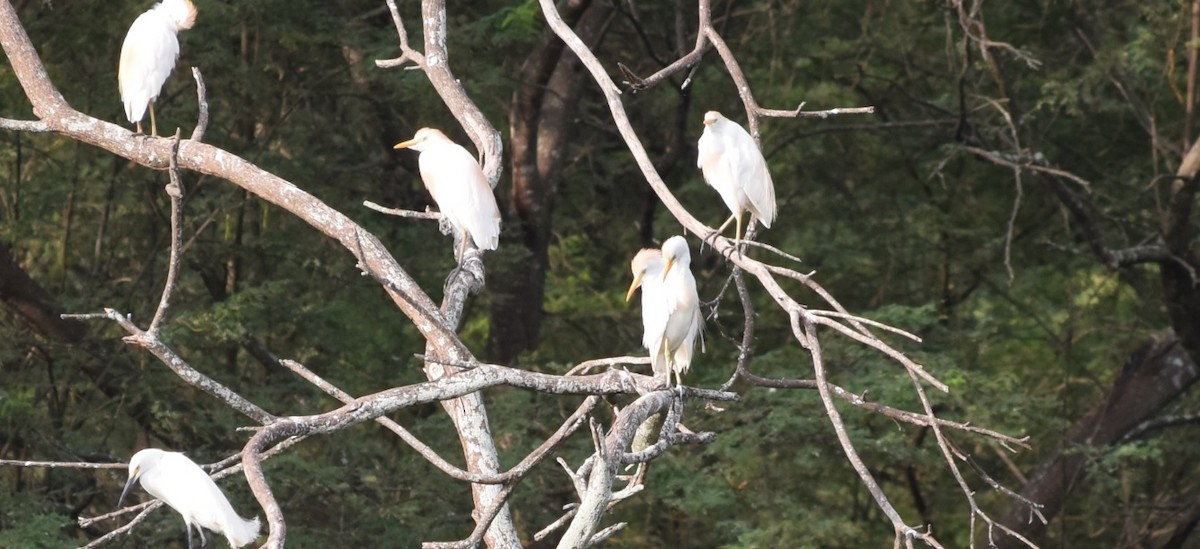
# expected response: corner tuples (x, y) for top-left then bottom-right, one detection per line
(0, 0), (460, 357)
(375, 0), (503, 188)
(241, 361), (736, 546)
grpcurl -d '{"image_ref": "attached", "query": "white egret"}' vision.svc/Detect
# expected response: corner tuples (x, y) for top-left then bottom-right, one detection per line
(394, 128), (501, 261)
(120, 448), (260, 549)
(118, 0), (198, 136)
(626, 236), (703, 387)
(697, 110), (777, 245)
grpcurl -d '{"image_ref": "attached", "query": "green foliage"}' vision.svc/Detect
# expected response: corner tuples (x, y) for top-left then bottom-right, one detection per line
(1, 0), (1198, 546)
(0, 490), (75, 548)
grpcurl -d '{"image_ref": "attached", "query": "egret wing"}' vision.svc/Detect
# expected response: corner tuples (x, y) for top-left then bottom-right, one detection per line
(118, 13), (180, 123)
(638, 262), (670, 375)
(726, 124), (776, 227)
(160, 453), (239, 534)
(698, 127), (744, 215)
(662, 266), (702, 375)
(419, 144), (501, 250)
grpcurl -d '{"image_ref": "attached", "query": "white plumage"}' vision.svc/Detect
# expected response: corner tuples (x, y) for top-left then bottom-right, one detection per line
(627, 236), (703, 385)
(627, 248), (667, 357)
(120, 449), (260, 549)
(118, 0), (197, 135)
(394, 128), (502, 260)
(697, 110), (777, 243)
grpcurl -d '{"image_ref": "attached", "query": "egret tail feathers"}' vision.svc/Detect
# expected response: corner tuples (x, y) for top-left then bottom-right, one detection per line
(225, 515), (261, 548)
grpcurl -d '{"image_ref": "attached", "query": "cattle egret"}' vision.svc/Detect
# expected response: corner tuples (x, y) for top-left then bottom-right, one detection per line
(626, 236), (703, 387)
(394, 128), (501, 261)
(118, 0), (197, 136)
(697, 111), (777, 245)
(120, 448), (260, 549)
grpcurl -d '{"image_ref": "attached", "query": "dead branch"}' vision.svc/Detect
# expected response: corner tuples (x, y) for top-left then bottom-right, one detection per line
(146, 131), (184, 336)
(362, 200), (442, 220)
(62, 309), (274, 424)
(375, 0), (503, 189)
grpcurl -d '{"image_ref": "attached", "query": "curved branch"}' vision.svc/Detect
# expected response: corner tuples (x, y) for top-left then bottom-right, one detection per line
(63, 309), (274, 424)
(376, 0), (503, 188)
(0, 0), (462, 360)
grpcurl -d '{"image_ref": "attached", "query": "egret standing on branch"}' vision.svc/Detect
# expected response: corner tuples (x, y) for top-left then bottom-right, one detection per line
(394, 128), (501, 262)
(627, 236), (703, 387)
(118, 0), (197, 136)
(119, 448), (260, 549)
(697, 111), (777, 245)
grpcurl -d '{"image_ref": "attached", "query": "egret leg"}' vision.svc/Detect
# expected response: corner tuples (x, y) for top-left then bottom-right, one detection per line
(706, 214), (736, 244)
(456, 230), (470, 264)
(705, 214), (741, 260)
(149, 101), (158, 137)
(134, 120), (144, 135)
(655, 338), (672, 387)
(662, 342), (685, 396)
(733, 210), (744, 254)
(186, 523), (194, 549)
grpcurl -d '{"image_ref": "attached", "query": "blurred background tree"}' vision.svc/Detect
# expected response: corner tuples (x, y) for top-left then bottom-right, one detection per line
(1, 0), (1198, 547)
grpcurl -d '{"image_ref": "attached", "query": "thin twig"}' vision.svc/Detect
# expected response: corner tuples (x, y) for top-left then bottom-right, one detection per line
(566, 355), (651, 376)
(0, 459), (125, 469)
(147, 131), (185, 336)
(62, 309), (275, 424)
(796, 310), (942, 547)
(809, 310), (924, 342)
(727, 237), (807, 264)
(190, 67), (208, 142)
(363, 200), (442, 220)
(0, 118), (49, 131)
(812, 315), (948, 392)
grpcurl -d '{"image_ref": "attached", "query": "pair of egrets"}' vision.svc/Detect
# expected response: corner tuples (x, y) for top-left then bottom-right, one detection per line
(391, 109), (775, 263)
(621, 109), (776, 384)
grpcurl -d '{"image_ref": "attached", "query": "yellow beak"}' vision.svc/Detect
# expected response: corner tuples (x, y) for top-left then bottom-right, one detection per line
(662, 257), (676, 280)
(626, 271), (645, 302)
(393, 139), (419, 150)
(703, 119), (715, 126)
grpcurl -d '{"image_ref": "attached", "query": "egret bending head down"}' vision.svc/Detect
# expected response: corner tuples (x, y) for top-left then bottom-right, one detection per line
(394, 128), (502, 262)
(120, 448), (260, 549)
(118, 0), (197, 136)
(627, 236), (704, 387)
(697, 111), (777, 246)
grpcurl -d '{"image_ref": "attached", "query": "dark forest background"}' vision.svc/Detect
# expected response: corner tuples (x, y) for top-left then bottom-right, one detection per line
(3, 0), (1200, 547)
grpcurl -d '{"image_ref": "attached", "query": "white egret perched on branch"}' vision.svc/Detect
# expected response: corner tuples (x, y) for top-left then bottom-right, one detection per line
(626, 236), (703, 387)
(120, 449), (260, 549)
(118, 0), (197, 136)
(394, 128), (501, 261)
(697, 111), (777, 245)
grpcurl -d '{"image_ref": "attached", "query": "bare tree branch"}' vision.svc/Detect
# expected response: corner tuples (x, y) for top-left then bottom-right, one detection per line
(795, 311), (941, 547)
(147, 131), (184, 336)
(375, 0), (503, 189)
(189, 67), (207, 142)
(0, 117), (47, 131)
(63, 309), (274, 424)
(363, 200), (442, 220)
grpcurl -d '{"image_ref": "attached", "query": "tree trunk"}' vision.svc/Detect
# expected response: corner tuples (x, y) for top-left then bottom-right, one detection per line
(0, 242), (86, 343)
(997, 338), (1200, 547)
(488, 0), (610, 363)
